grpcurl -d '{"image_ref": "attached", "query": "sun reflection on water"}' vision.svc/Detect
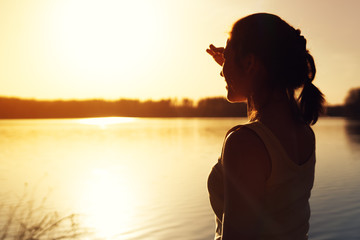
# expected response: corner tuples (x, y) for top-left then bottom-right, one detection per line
(79, 167), (140, 239)
(77, 117), (136, 129)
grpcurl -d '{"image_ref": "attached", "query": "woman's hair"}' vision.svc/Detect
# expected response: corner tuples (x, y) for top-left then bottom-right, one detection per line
(230, 13), (325, 125)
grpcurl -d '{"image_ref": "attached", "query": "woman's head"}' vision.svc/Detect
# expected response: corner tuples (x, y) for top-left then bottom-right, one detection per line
(223, 13), (324, 125)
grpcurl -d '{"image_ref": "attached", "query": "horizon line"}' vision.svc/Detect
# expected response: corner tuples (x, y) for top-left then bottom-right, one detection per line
(0, 95), (344, 106)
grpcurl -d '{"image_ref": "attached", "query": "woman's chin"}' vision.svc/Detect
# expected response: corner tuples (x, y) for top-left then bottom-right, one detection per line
(226, 91), (246, 103)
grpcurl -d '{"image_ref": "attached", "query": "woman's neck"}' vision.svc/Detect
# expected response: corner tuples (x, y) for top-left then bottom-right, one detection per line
(248, 89), (297, 125)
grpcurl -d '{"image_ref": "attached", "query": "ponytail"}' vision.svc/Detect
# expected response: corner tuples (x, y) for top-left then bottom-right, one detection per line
(298, 52), (325, 125)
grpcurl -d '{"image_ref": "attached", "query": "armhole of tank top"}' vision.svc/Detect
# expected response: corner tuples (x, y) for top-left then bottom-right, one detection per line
(307, 125), (316, 147)
(303, 125), (316, 164)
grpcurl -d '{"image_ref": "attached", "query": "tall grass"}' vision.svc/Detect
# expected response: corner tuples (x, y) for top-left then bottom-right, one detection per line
(0, 187), (89, 240)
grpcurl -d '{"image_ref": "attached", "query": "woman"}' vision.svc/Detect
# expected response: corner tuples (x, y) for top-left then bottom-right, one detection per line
(206, 13), (324, 240)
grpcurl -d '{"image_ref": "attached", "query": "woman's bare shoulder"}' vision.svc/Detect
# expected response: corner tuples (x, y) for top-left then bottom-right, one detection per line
(226, 126), (262, 146)
(223, 126), (271, 179)
(225, 125), (267, 155)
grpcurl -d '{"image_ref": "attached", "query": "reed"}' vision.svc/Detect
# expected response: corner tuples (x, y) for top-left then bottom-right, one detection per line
(0, 188), (89, 240)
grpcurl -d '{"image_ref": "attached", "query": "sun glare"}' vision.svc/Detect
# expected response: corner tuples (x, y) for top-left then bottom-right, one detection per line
(48, 0), (167, 91)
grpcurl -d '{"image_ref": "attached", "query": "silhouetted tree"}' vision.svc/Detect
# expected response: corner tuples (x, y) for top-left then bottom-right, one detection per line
(345, 88), (360, 118)
(325, 105), (345, 117)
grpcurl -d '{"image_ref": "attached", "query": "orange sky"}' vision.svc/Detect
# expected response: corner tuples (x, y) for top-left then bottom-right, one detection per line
(1, 0), (359, 105)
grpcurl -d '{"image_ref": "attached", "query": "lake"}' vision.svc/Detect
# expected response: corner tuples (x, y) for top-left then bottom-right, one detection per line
(0, 117), (359, 239)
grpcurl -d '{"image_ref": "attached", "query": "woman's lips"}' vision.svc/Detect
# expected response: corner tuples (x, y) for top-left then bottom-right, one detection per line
(225, 81), (231, 90)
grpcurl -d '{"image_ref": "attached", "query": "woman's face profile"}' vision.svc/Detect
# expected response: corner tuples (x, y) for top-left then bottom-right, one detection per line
(222, 39), (252, 103)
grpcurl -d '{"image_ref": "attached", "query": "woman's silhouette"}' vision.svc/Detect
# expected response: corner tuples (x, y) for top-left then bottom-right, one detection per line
(207, 13), (324, 240)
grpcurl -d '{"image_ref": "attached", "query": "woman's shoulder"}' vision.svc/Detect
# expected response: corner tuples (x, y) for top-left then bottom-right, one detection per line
(224, 121), (259, 138)
(223, 123), (271, 178)
(225, 124), (266, 155)
(224, 124), (243, 138)
(225, 122), (262, 142)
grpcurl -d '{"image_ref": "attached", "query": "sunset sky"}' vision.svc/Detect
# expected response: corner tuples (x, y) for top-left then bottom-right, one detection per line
(1, 0), (359, 105)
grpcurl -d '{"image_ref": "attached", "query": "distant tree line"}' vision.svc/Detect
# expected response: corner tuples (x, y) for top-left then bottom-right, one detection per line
(0, 97), (247, 119)
(1, 87), (359, 119)
(326, 87), (360, 118)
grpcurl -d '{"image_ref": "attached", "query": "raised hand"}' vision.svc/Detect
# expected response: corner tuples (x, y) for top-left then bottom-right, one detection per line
(206, 44), (225, 66)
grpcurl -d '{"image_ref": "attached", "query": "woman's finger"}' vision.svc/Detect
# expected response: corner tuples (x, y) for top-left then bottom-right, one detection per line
(207, 44), (225, 66)
(206, 48), (215, 55)
(210, 44), (224, 53)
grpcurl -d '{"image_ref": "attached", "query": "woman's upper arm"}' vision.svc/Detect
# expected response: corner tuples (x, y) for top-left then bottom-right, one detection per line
(221, 127), (270, 239)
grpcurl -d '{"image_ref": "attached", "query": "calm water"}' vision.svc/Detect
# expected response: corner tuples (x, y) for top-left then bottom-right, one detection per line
(0, 117), (359, 239)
